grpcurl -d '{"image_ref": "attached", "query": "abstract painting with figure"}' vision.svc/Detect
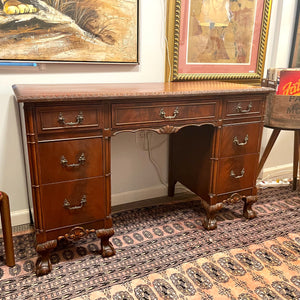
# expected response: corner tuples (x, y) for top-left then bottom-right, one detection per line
(166, 0), (272, 82)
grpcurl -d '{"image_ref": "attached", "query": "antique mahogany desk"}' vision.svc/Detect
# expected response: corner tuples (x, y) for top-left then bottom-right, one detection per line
(13, 81), (273, 276)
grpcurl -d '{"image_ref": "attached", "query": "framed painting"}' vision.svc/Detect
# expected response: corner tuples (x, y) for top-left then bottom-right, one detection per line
(289, 0), (300, 67)
(0, 0), (138, 64)
(166, 0), (272, 83)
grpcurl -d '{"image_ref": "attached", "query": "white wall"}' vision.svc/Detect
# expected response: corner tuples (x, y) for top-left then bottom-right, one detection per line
(261, 0), (298, 179)
(0, 0), (297, 226)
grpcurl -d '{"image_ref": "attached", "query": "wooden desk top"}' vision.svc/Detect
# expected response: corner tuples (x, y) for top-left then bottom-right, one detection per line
(13, 81), (274, 103)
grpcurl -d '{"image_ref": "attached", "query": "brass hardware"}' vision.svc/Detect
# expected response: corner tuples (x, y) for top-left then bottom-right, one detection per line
(233, 134), (248, 146)
(230, 168), (245, 179)
(63, 195), (87, 210)
(160, 107), (179, 119)
(236, 102), (252, 113)
(60, 153), (86, 168)
(58, 111), (84, 126)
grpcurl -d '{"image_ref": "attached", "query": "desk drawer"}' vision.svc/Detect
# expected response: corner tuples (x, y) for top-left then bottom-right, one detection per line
(216, 154), (258, 194)
(223, 96), (264, 119)
(220, 122), (262, 157)
(36, 104), (104, 133)
(112, 101), (217, 129)
(40, 177), (105, 231)
(38, 138), (103, 184)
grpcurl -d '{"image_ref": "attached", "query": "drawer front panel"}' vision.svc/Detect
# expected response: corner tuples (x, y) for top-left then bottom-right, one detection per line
(38, 138), (103, 184)
(223, 97), (264, 119)
(36, 104), (104, 133)
(220, 122), (262, 157)
(41, 177), (105, 230)
(216, 154), (258, 194)
(112, 101), (218, 128)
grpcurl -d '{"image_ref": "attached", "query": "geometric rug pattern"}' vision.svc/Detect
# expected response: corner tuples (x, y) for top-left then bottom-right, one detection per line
(0, 186), (299, 299)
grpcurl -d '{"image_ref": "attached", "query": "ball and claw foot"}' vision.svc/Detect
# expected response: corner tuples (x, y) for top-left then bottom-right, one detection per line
(243, 196), (257, 220)
(243, 207), (257, 219)
(36, 255), (52, 277)
(201, 201), (223, 230)
(35, 240), (57, 276)
(202, 216), (218, 231)
(96, 228), (116, 257)
(3, 0), (37, 15)
(101, 239), (116, 257)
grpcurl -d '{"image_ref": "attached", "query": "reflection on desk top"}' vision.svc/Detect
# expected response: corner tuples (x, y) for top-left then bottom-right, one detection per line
(13, 81), (275, 103)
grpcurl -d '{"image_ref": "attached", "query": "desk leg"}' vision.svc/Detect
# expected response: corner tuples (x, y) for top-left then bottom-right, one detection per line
(257, 129), (281, 178)
(168, 133), (177, 197)
(201, 200), (223, 230)
(243, 195), (257, 219)
(96, 228), (116, 257)
(36, 240), (57, 276)
(293, 130), (299, 190)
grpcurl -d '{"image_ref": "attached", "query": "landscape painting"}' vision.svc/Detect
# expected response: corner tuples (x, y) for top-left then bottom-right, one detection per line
(0, 0), (138, 63)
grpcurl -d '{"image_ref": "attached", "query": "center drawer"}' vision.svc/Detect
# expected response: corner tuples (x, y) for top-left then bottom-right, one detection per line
(40, 177), (106, 231)
(112, 100), (218, 129)
(38, 137), (103, 184)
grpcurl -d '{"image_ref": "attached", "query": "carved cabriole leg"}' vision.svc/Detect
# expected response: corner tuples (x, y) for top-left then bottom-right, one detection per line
(96, 228), (116, 257)
(168, 133), (176, 197)
(242, 195), (257, 219)
(223, 193), (257, 221)
(35, 240), (57, 276)
(201, 200), (223, 230)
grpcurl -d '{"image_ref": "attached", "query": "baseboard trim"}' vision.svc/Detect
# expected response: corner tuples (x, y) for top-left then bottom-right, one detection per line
(111, 183), (189, 207)
(111, 184), (168, 206)
(0, 209), (31, 229)
(261, 163), (294, 180)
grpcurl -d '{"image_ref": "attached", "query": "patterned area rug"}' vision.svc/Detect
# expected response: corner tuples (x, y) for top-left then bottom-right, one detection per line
(0, 186), (300, 299)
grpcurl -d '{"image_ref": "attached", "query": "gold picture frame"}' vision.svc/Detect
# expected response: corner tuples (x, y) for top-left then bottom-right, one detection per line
(165, 0), (272, 83)
(289, 1), (300, 67)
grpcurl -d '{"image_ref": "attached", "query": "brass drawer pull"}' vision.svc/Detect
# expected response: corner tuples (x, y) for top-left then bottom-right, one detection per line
(236, 102), (252, 113)
(63, 195), (87, 210)
(233, 134), (248, 146)
(58, 111), (84, 126)
(61, 153), (86, 168)
(230, 168), (245, 179)
(160, 107), (179, 119)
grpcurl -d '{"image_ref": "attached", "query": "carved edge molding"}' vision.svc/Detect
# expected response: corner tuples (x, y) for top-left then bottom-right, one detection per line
(155, 125), (180, 134)
(50, 226), (115, 246)
(223, 193), (244, 204)
(113, 123), (218, 136)
(58, 226), (96, 241)
(222, 193), (258, 205)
